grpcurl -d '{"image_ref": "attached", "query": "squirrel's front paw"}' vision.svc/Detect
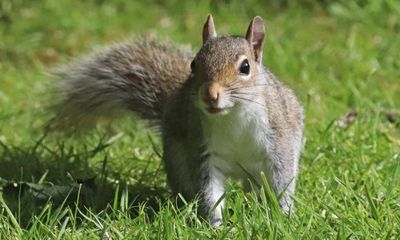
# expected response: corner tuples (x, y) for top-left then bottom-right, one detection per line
(279, 197), (295, 215)
(210, 216), (223, 227)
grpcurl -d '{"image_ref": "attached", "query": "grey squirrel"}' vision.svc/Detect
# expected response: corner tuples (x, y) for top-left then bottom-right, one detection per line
(50, 15), (304, 226)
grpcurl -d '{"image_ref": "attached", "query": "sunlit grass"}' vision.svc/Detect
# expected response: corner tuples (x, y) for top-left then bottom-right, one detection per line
(0, 0), (399, 238)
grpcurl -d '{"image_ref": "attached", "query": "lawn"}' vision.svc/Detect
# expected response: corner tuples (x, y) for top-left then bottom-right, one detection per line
(0, 0), (399, 238)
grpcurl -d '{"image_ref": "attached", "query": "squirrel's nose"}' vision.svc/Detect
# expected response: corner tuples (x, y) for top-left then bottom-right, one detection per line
(208, 82), (220, 103)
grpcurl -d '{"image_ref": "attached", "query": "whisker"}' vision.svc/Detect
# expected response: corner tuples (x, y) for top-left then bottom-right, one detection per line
(229, 92), (264, 98)
(227, 87), (267, 95)
(231, 95), (266, 108)
(228, 83), (269, 92)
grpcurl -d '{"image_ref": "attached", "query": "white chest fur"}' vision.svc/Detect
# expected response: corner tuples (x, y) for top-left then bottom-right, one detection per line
(202, 102), (271, 180)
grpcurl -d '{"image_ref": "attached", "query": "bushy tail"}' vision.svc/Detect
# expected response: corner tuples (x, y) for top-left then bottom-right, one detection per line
(48, 37), (193, 130)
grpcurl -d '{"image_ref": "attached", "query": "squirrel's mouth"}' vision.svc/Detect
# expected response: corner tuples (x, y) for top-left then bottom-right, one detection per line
(206, 106), (231, 115)
(197, 85), (234, 115)
(207, 107), (223, 114)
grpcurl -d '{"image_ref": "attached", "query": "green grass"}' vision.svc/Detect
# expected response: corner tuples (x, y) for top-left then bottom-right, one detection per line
(1, 0), (399, 238)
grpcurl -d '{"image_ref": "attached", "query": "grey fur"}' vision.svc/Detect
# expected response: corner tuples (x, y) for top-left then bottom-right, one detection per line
(50, 16), (304, 226)
(50, 37), (193, 129)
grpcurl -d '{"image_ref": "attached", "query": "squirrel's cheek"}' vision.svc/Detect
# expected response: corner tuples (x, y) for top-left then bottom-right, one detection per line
(198, 84), (209, 103)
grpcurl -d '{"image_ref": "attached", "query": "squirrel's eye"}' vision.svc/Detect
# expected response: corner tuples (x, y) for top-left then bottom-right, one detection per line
(239, 59), (250, 75)
(190, 60), (195, 70)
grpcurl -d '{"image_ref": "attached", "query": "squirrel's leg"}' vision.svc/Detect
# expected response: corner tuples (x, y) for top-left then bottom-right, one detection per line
(264, 147), (300, 214)
(200, 163), (225, 226)
(163, 141), (225, 225)
(269, 168), (296, 214)
(163, 141), (199, 203)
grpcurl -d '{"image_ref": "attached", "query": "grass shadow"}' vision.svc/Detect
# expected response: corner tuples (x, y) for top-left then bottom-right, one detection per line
(0, 133), (168, 228)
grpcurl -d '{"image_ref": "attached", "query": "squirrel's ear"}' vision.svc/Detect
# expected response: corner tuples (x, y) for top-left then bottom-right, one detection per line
(245, 16), (265, 63)
(203, 14), (217, 44)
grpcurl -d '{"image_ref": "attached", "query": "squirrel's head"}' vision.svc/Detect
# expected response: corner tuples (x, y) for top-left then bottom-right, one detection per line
(192, 15), (266, 115)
